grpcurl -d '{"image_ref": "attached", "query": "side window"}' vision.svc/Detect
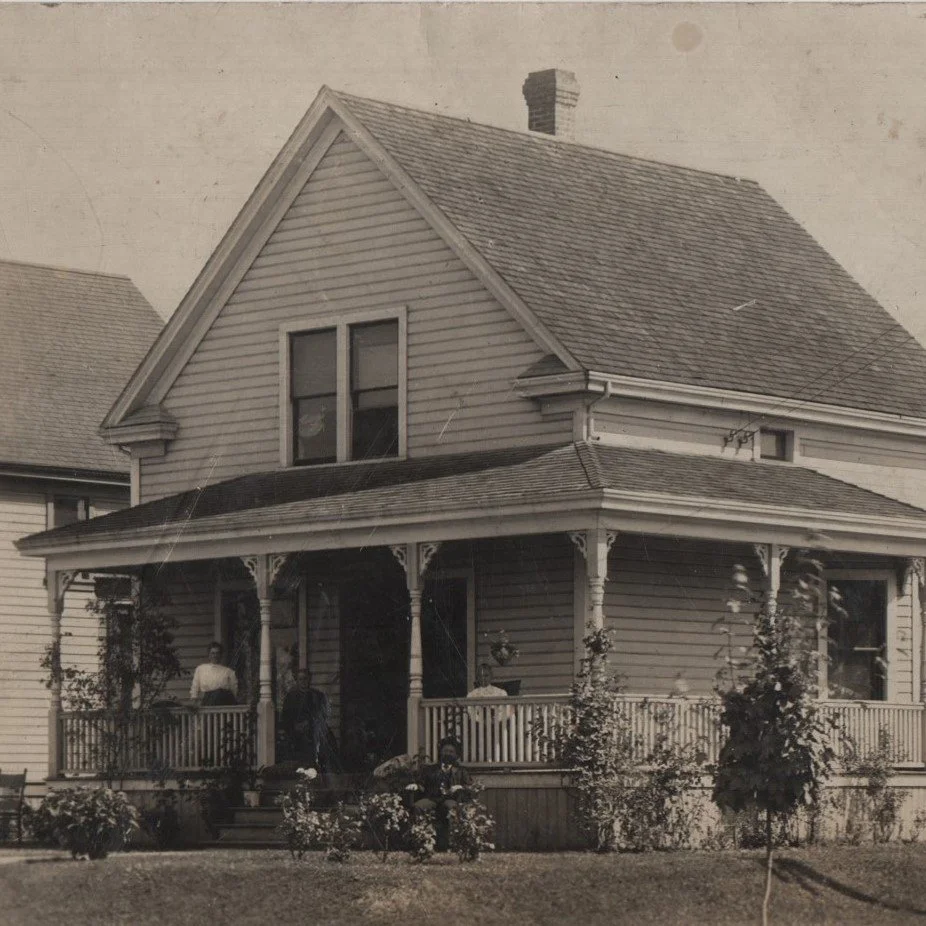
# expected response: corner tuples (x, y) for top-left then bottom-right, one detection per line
(52, 496), (89, 528)
(827, 578), (887, 701)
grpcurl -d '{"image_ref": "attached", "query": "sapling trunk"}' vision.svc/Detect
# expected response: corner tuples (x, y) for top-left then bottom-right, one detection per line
(762, 809), (774, 926)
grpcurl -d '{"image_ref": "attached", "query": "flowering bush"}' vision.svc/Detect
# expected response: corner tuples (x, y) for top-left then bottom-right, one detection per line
(448, 799), (495, 862)
(277, 768), (360, 862)
(359, 791), (409, 861)
(27, 787), (139, 859)
(407, 811), (437, 863)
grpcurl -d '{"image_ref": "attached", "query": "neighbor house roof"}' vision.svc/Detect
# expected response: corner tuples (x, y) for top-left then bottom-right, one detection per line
(338, 93), (926, 419)
(0, 260), (163, 475)
(19, 442), (926, 558)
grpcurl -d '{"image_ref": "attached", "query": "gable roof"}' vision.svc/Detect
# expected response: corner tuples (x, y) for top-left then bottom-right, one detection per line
(340, 93), (926, 419)
(0, 260), (163, 476)
(18, 442), (926, 562)
(106, 85), (926, 428)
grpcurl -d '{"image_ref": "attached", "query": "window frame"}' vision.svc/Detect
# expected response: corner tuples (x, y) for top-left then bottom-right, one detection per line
(822, 569), (897, 702)
(757, 428), (794, 462)
(48, 495), (91, 529)
(279, 307), (407, 467)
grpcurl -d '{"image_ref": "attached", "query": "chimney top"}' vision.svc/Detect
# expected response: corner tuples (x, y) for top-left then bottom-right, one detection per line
(522, 69), (580, 139)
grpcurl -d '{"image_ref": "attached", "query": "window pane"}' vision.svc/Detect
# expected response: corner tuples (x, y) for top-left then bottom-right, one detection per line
(828, 579), (887, 701)
(295, 395), (337, 463)
(760, 430), (787, 460)
(352, 405), (399, 460)
(53, 496), (87, 528)
(291, 329), (337, 398)
(351, 321), (398, 392)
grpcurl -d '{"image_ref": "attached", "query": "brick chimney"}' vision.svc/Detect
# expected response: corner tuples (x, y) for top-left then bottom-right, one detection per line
(522, 69), (580, 139)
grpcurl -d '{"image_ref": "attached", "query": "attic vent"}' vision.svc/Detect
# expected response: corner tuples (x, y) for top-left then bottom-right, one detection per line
(522, 69), (580, 138)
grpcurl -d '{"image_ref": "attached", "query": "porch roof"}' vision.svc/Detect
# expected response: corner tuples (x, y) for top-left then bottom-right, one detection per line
(17, 442), (926, 567)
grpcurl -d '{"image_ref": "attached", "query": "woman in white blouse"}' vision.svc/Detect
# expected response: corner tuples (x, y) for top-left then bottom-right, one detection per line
(190, 642), (238, 706)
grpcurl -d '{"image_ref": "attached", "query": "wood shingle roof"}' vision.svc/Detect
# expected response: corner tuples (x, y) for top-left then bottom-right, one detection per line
(0, 260), (162, 475)
(339, 92), (926, 419)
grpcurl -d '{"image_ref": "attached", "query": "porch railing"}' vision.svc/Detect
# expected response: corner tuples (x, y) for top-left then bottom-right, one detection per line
(420, 695), (926, 770)
(57, 705), (254, 777)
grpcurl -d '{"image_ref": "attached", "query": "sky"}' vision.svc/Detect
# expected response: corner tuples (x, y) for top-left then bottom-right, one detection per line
(2, 2), (926, 343)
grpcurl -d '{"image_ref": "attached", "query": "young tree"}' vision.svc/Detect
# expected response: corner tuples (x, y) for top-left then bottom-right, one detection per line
(713, 555), (834, 926)
(43, 575), (183, 785)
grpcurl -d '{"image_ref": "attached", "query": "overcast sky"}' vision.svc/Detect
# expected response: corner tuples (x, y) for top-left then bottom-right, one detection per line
(2, 3), (926, 344)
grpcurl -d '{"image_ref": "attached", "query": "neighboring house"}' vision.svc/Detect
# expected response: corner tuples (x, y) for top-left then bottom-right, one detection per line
(18, 72), (926, 843)
(0, 260), (162, 784)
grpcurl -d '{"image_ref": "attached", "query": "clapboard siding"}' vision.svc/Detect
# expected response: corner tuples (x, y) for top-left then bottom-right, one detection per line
(141, 131), (566, 503)
(0, 481), (128, 782)
(605, 537), (915, 701)
(473, 535), (574, 694)
(305, 581), (341, 735)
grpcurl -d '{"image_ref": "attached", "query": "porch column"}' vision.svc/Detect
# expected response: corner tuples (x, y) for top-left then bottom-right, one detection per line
(569, 529), (617, 681)
(753, 543), (789, 616)
(241, 553), (289, 767)
(391, 542), (441, 757)
(905, 559), (926, 766)
(46, 568), (77, 780)
(569, 529), (617, 634)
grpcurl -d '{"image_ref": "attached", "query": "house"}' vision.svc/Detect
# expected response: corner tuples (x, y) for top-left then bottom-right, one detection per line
(0, 259), (162, 786)
(17, 71), (926, 845)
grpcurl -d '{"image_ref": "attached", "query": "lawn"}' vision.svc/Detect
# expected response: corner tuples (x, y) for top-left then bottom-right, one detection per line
(4, 845), (926, 925)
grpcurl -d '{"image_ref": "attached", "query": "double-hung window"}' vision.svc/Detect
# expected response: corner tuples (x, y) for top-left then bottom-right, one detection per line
(285, 311), (404, 466)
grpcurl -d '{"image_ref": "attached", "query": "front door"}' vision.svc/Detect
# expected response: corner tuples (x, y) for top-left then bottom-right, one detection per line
(422, 575), (470, 698)
(339, 554), (409, 770)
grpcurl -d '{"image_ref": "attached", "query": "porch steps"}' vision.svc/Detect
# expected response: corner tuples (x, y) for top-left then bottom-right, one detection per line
(210, 774), (365, 849)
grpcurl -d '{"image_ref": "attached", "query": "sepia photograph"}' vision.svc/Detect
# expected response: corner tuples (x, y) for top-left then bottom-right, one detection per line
(4, 2), (926, 923)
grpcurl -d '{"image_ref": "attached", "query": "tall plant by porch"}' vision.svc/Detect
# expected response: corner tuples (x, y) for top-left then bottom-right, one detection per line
(712, 553), (834, 926)
(43, 577), (182, 786)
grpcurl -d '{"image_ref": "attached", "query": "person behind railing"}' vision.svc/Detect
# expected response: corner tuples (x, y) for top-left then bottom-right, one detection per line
(281, 668), (331, 769)
(190, 642), (238, 706)
(466, 663), (513, 762)
(414, 736), (473, 850)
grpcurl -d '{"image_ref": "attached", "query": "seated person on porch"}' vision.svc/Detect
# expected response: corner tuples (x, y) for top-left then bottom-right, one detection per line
(414, 737), (473, 850)
(281, 668), (331, 768)
(189, 642), (238, 706)
(468, 663), (508, 699)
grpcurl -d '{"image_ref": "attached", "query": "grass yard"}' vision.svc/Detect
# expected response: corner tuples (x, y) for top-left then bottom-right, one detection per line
(4, 845), (926, 925)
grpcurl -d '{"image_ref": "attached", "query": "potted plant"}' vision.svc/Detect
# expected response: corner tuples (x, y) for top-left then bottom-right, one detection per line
(486, 629), (520, 667)
(242, 767), (264, 808)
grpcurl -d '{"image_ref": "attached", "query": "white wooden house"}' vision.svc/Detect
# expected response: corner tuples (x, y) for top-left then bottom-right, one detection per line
(18, 72), (926, 844)
(0, 260), (161, 785)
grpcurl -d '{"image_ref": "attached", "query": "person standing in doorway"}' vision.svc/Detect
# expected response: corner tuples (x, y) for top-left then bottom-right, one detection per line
(281, 668), (331, 768)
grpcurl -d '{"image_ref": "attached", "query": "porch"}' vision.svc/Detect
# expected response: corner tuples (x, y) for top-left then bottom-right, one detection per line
(18, 442), (926, 787)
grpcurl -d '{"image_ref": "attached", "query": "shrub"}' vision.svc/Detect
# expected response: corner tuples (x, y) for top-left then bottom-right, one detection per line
(407, 811), (437, 863)
(277, 767), (361, 862)
(359, 791), (409, 861)
(27, 787), (139, 859)
(448, 799), (495, 862)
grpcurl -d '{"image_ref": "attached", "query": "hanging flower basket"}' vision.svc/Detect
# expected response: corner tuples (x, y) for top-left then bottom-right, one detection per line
(487, 630), (520, 667)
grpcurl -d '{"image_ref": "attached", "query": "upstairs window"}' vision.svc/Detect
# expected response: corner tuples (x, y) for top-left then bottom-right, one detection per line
(285, 311), (404, 466)
(759, 428), (791, 461)
(291, 328), (338, 465)
(52, 496), (89, 528)
(350, 321), (399, 460)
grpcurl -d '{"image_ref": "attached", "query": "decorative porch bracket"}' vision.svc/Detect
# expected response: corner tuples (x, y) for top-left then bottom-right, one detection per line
(391, 542), (441, 757)
(241, 553), (289, 767)
(46, 568), (79, 779)
(753, 543), (789, 616)
(569, 529), (617, 633)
